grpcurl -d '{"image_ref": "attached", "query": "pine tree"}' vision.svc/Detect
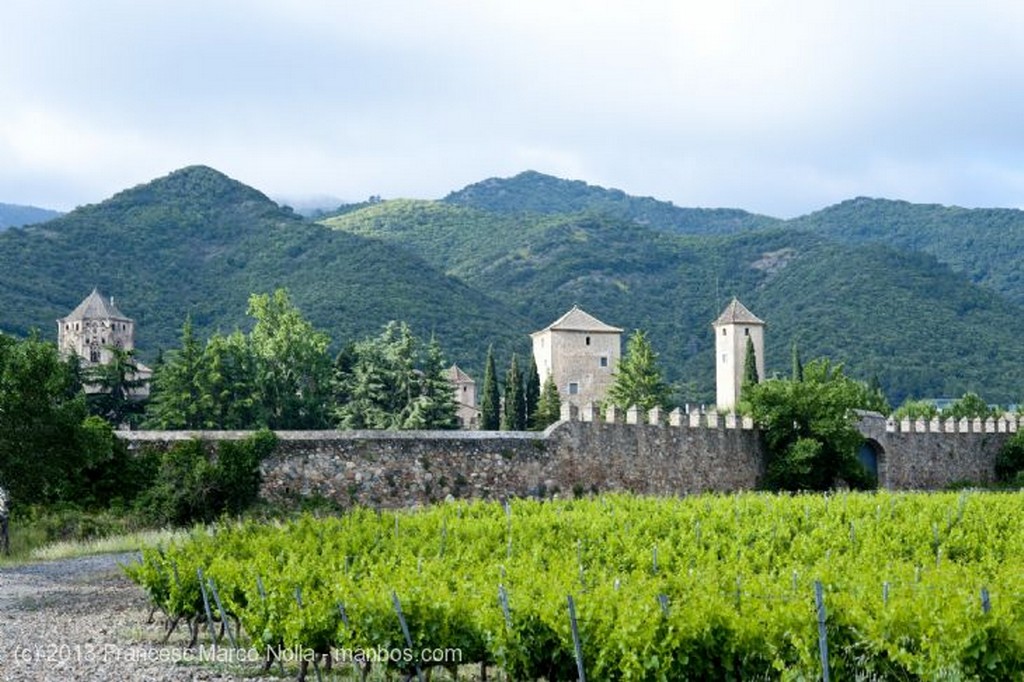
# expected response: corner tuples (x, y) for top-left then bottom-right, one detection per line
(403, 335), (459, 430)
(524, 354), (541, 428)
(501, 353), (526, 430)
(480, 345), (500, 430)
(534, 375), (562, 429)
(606, 329), (670, 411)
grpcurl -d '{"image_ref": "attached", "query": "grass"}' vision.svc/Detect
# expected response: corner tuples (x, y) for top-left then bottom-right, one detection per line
(24, 527), (183, 562)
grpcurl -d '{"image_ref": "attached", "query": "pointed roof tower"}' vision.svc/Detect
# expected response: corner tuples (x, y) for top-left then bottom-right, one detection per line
(532, 305), (623, 335)
(61, 288), (129, 322)
(713, 298), (764, 327)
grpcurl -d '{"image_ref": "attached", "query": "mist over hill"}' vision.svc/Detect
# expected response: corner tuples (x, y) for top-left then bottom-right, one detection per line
(0, 202), (62, 229)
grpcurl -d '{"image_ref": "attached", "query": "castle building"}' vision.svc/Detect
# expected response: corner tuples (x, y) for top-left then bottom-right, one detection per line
(57, 289), (151, 396)
(531, 306), (622, 407)
(713, 298), (765, 412)
(447, 364), (481, 429)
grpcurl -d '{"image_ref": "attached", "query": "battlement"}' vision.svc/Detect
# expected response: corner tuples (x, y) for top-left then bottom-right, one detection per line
(885, 415), (1021, 434)
(560, 402), (756, 430)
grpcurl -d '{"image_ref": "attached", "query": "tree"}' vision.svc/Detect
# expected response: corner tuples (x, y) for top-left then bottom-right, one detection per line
(892, 398), (939, 421)
(248, 289), (333, 429)
(144, 314), (205, 429)
(743, 358), (877, 491)
(944, 392), (999, 420)
(403, 335), (459, 430)
(791, 340), (803, 382)
(742, 336), (759, 395)
(501, 353), (526, 431)
(480, 346), (500, 430)
(84, 346), (147, 427)
(605, 329), (670, 412)
(524, 354), (541, 429)
(198, 330), (262, 429)
(533, 375), (562, 429)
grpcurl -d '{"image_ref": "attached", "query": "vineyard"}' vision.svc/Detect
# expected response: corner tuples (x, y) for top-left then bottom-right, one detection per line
(125, 492), (1024, 681)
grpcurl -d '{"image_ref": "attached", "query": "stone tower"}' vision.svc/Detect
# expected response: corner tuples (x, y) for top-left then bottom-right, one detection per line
(531, 306), (622, 407)
(447, 364), (481, 429)
(713, 298), (765, 412)
(57, 288), (136, 366)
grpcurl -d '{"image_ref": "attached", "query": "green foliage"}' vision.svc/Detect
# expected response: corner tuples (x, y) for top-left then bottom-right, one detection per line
(84, 346), (147, 427)
(996, 431), (1024, 483)
(741, 336), (759, 395)
(128, 492), (1024, 681)
(791, 340), (804, 381)
(480, 346), (500, 430)
(744, 358), (877, 491)
(944, 392), (1000, 420)
(533, 375), (562, 429)
(605, 329), (670, 411)
(893, 398), (941, 421)
(136, 430), (276, 526)
(334, 321), (459, 430)
(501, 353), (526, 431)
(524, 354), (541, 428)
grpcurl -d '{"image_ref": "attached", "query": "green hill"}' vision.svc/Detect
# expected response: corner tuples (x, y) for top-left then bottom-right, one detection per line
(789, 197), (1024, 305)
(325, 198), (1024, 405)
(0, 166), (529, 373)
(443, 170), (781, 235)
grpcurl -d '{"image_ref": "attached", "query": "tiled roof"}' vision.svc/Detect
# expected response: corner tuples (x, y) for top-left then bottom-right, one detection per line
(532, 305), (623, 335)
(713, 298), (764, 326)
(448, 364), (475, 384)
(59, 289), (129, 322)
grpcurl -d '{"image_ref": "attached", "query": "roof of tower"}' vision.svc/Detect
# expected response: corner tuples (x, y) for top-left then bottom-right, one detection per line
(59, 288), (130, 322)
(447, 364), (475, 384)
(713, 298), (765, 326)
(531, 305), (623, 336)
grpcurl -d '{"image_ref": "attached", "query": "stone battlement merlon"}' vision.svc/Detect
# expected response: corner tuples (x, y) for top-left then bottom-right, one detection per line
(886, 415), (1021, 434)
(560, 402), (756, 429)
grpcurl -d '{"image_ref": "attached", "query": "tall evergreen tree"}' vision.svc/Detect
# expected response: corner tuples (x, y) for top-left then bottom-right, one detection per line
(742, 337), (760, 392)
(480, 346), (500, 430)
(534, 375), (562, 429)
(144, 314), (205, 429)
(606, 329), (670, 411)
(791, 340), (804, 382)
(524, 354), (541, 428)
(501, 353), (527, 430)
(403, 335), (459, 430)
(85, 346), (147, 427)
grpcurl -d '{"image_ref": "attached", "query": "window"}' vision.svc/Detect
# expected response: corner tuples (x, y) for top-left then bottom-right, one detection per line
(722, 353), (728, 363)
(744, 327), (750, 336)
(600, 356), (608, 368)
(721, 328), (726, 336)
(569, 382), (579, 395)
(585, 336), (591, 346)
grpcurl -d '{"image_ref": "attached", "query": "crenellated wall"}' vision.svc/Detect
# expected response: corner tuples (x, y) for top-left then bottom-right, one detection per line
(115, 407), (1016, 508)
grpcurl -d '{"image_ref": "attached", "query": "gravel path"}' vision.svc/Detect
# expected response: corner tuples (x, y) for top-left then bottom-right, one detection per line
(0, 553), (262, 682)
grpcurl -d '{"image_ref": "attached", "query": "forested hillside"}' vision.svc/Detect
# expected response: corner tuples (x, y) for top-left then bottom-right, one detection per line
(4, 166), (1024, 405)
(0, 166), (528, 372)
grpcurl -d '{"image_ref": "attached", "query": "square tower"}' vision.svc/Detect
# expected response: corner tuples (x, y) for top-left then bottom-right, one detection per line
(531, 306), (622, 407)
(713, 298), (765, 412)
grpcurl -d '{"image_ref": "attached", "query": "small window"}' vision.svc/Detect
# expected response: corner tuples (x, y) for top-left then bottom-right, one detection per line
(744, 327), (750, 336)
(600, 356), (608, 368)
(585, 336), (591, 346)
(569, 382), (579, 395)
(722, 353), (728, 363)
(721, 328), (726, 336)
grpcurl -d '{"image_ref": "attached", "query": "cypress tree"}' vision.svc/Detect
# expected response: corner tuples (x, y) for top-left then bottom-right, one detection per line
(791, 340), (804, 382)
(501, 353), (526, 431)
(524, 354), (541, 429)
(534, 375), (562, 429)
(480, 345), (500, 430)
(742, 337), (760, 392)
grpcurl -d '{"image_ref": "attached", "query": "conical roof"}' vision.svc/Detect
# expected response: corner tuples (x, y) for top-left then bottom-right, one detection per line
(532, 305), (623, 335)
(447, 364), (475, 384)
(59, 289), (129, 322)
(713, 298), (764, 326)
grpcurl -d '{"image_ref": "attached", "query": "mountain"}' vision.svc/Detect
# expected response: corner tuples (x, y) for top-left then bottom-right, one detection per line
(788, 197), (1024, 305)
(4, 166), (1024, 406)
(0, 166), (529, 372)
(324, 196), (1024, 405)
(0, 203), (62, 229)
(443, 171), (781, 235)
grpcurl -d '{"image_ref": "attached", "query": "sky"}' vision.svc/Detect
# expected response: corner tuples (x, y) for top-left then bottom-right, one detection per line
(2, 0), (1023, 218)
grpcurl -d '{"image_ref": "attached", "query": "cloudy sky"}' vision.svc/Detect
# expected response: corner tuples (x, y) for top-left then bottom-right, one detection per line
(2, 0), (1023, 218)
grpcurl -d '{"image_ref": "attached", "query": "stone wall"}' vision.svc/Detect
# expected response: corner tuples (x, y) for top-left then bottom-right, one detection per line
(118, 412), (764, 509)
(116, 410), (1016, 508)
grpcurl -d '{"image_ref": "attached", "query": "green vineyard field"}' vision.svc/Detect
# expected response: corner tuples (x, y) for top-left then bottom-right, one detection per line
(126, 492), (1024, 680)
